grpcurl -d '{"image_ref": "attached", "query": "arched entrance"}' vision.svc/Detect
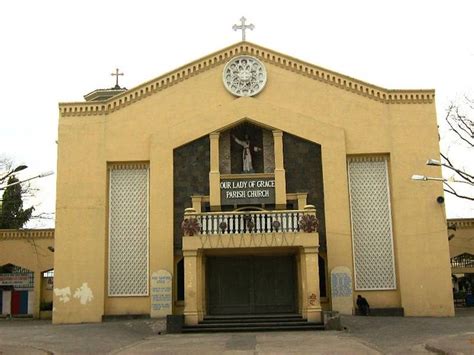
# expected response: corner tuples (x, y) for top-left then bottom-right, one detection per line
(0, 264), (34, 316)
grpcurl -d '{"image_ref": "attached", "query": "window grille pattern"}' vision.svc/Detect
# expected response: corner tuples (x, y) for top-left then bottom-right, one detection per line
(109, 165), (149, 296)
(348, 157), (396, 290)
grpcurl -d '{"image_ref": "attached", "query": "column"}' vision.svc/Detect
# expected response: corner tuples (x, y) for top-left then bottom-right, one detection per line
(209, 132), (221, 210)
(296, 192), (308, 210)
(273, 130), (287, 208)
(183, 250), (199, 325)
(33, 270), (42, 318)
(302, 246), (322, 322)
(191, 196), (203, 213)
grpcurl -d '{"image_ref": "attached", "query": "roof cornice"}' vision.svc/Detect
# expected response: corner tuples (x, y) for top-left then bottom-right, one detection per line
(59, 41), (435, 117)
(0, 229), (54, 240)
(448, 218), (474, 229)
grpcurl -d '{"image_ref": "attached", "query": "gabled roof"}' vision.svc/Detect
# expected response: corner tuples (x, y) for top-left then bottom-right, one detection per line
(59, 41), (435, 117)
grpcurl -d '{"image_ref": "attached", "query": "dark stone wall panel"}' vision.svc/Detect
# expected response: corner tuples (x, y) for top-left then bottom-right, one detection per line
(173, 136), (210, 252)
(283, 133), (326, 247)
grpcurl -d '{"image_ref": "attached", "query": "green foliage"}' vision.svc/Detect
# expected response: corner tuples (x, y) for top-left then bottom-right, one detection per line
(0, 175), (34, 229)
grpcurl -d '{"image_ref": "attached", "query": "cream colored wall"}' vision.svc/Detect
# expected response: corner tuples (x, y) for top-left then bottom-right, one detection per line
(388, 104), (453, 316)
(0, 230), (54, 318)
(55, 43), (453, 322)
(449, 219), (474, 258)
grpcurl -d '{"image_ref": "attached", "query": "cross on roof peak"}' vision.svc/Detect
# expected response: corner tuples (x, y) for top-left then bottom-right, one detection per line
(232, 16), (254, 41)
(111, 68), (124, 89)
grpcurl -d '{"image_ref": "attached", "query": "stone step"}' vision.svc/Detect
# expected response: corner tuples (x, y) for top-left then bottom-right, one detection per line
(202, 314), (303, 323)
(182, 322), (325, 333)
(189, 320), (315, 328)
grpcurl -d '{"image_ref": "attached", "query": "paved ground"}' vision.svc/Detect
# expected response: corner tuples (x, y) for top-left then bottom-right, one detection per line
(0, 308), (473, 354)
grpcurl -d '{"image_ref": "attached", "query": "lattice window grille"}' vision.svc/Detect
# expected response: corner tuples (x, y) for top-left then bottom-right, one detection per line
(348, 157), (396, 290)
(108, 165), (149, 296)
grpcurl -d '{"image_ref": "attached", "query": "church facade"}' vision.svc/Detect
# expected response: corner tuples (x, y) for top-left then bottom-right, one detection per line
(53, 42), (454, 324)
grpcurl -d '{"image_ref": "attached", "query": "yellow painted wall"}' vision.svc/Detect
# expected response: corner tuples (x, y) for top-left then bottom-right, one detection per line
(0, 229), (54, 317)
(449, 219), (474, 258)
(54, 42), (453, 322)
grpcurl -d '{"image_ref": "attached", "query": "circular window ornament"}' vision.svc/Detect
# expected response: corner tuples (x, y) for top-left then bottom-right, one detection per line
(223, 56), (267, 97)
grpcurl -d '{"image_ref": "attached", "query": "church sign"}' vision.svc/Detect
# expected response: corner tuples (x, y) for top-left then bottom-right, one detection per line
(0, 273), (34, 290)
(150, 270), (172, 318)
(220, 177), (275, 205)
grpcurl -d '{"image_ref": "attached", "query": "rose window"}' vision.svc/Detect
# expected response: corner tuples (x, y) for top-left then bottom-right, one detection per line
(223, 56), (267, 97)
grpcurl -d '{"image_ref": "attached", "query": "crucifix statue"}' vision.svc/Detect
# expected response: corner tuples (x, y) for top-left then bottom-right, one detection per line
(111, 68), (124, 89)
(232, 17), (254, 41)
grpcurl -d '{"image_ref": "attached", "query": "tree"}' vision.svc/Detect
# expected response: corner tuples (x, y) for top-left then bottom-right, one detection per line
(439, 97), (474, 201)
(0, 175), (34, 228)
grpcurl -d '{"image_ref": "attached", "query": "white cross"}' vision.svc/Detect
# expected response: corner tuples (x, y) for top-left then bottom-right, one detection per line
(232, 17), (254, 41)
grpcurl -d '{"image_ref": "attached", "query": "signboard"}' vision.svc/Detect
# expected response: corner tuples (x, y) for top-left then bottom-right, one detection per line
(0, 273), (34, 290)
(220, 177), (275, 205)
(330, 266), (353, 315)
(150, 270), (172, 318)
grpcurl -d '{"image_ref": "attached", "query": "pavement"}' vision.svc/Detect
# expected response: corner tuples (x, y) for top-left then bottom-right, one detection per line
(0, 308), (472, 354)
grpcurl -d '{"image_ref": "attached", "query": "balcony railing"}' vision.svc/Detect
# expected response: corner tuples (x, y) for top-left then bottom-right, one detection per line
(182, 207), (318, 236)
(451, 253), (474, 268)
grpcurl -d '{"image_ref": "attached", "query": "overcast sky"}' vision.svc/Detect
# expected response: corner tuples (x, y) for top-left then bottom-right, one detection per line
(1, 0), (473, 227)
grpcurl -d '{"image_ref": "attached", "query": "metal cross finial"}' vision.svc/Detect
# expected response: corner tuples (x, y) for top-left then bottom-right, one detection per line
(111, 68), (124, 88)
(232, 16), (254, 41)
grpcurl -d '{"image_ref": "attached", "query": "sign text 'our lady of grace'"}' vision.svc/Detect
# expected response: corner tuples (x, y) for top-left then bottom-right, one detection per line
(220, 177), (275, 205)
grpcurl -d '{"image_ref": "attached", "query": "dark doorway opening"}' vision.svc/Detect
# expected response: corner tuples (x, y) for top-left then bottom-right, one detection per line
(207, 255), (297, 315)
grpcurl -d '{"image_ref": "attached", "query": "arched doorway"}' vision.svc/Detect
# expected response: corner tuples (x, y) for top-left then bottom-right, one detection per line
(0, 264), (34, 316)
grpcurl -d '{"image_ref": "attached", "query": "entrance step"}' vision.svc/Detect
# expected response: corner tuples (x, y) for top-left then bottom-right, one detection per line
(182, 314), (324, 333)
(202, 314), (303, 323)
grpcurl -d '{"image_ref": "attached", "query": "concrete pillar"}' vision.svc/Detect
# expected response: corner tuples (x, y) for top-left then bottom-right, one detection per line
(33, 270), (41, 318)
(183, 250), (199, 325)
(209, 132), (221, 210)
(302, 246), (322, 322)
(273, 130), (286, 208)
(191, 195), (203, 213)
(296, 192), (308, 210)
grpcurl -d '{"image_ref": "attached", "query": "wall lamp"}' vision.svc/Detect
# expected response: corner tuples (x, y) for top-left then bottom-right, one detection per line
(411, 174), (473, 186)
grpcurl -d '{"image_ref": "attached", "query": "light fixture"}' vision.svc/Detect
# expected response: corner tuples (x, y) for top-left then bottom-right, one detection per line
(411, 175), (445, 182)
(0, 171), (55, 190)
(0, 165), (28, 182)
(39, 171), (54, 178)
(426, 159), (442, 166)
(12, 165), (28, 173)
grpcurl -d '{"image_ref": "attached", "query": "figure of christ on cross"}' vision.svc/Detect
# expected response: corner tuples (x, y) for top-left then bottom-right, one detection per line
(232, 134), (262, 173)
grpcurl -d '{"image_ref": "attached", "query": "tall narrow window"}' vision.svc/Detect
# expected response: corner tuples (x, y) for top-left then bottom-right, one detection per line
(348, 157), (396, 290)
(108, 164), (149, 296)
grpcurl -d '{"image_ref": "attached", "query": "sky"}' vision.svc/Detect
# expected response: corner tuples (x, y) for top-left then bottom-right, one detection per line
(1, 0), (473, 227)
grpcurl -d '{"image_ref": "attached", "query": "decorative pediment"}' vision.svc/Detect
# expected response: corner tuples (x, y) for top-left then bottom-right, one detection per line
(59, 41), (435, 117)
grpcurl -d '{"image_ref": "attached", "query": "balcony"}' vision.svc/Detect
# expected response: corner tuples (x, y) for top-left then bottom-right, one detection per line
(182, 206), (318, 236)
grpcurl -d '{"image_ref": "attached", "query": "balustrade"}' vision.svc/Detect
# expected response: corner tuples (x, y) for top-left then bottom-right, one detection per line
(183, 208), (317, 235)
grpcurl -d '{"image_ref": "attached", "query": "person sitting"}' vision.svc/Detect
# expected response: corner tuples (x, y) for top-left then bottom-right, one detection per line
(356, 295), (370, 316)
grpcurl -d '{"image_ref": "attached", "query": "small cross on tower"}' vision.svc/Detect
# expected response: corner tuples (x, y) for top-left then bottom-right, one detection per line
(111, 68), (124, 89)
(233, 16), (254, 41)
